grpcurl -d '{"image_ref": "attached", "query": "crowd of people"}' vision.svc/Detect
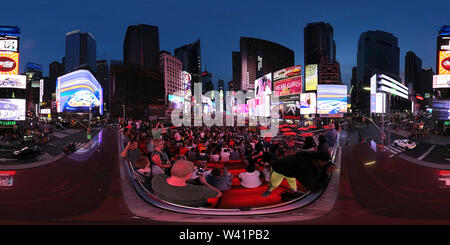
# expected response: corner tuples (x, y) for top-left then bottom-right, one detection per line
(120, 117), (339, 208)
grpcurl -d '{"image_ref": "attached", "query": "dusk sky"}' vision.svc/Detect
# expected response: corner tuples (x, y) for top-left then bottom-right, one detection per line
(5, 0), (449, 88)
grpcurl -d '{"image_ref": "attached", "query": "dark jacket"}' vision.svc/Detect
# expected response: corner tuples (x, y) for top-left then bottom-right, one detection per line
(271, 151), (330, 192)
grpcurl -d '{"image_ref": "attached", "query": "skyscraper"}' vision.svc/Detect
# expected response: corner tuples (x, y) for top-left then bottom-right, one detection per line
(96, 60), (109, 112)
(48, 60), (64, 106)
(160, 51), (183, 106)
(236, 37), (294, 91)
(304, 22), (336, 66)
(232, 51), (241, 90)
(123, 24), (160, 73)
(356, 30), (400, 113)
(65, 30), (97, 73)
(201, 70), (214, 93)
(174, 39), (201, 92)
(405, 51), (422, 95)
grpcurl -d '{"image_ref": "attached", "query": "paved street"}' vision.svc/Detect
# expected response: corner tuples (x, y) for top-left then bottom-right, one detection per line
(0, 127), (101, 165)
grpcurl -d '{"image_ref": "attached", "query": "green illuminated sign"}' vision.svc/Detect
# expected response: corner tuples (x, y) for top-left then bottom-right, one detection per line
(0, 121), (16, 126)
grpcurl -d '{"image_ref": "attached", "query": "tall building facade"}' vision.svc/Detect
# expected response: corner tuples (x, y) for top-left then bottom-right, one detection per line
(109, 64), (164, 120)
(356, 30), (400, 114)
(159, 51), (183, 106)
(232, 51), (242, 90)
(96, 60), (110, 112)
(47, 60), (64, 109)
(350, 67), (358, 112)
(304, 22), (336, 65)
(405, 51), (422, 95)
(123, 24), (160, 73)
(174, 39), (201, 92)
(65, 30), (96, 73)
(25, 62), (43, 112)
(201, 70), (214, 93)
(236, 37), (294, 91)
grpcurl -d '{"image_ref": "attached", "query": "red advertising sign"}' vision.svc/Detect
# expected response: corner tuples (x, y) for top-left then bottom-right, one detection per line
(0, 52), (19, 75)
(274, 77), (302, 97)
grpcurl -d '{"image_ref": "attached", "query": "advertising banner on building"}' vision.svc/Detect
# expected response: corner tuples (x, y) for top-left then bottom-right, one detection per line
(273, 65), (301, 81)
(0, 37), (18, 52)
(280, 94), (300, 119)
(56, 70), (103, 115)
(0, 52), (19, 75)
(317, 85), (347, 115)
(433, 75), (450, 88)
(439, 51), (450, 75)
(305, 64), (318, 91)
(254, 73), (272, 99)
(274, 77), (302, 97)
(300, 93), (317, 114)
(0, 74), (26, 89)
(432, 99), (450, 120)
(0, 98), (25, 121)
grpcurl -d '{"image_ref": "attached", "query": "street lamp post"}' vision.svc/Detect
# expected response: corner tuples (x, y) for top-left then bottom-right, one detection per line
(122, 104), (125, 121)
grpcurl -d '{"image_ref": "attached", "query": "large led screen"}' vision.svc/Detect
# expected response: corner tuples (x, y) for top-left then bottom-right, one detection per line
(273, 65), (301, 81)
(439, 51), (450, 75)
(300, 93), (317, 114)
(317, 85), (347, 115)
(433, 75), (450, 88)
(274, 77), (302, 97)
(0, 37), (18, 52)
(0, 99), (25, 121)
(432, 100), (450, 120)
(281, 94), (300, 119)
(0, 52), (19, 75)
(0, 74), (26, 89)
(254, 73), (272, 99)
(56, 70), (103, 115)
(305, 64), (318, 91)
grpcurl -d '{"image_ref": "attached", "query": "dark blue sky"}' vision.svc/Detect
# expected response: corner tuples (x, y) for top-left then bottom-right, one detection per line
(5, 0), (449, 88)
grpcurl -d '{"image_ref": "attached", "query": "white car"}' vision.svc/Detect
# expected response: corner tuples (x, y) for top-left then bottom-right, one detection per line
(393, 139), (416, 150)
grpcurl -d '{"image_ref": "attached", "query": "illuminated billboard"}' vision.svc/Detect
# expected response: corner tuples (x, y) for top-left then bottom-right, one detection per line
(300, 93), (317, 114)
(0, 52), (19, 75)
(433, 75), (450, 88)
(273, 65), (301, 81)
(432, 100), (450, 120)
(0, 37), (18, 52)
(439, 51), (450, 75)
(317, 85), (347, 115)
(254, 73), (272, 98)
(305, 64), (318, 91)
(0, 74), (26, 89)
(0, 99), (25, 121)
(274, 77), (302, 97)
(56, 70), (103, 115)
(281, 94), (300, 119)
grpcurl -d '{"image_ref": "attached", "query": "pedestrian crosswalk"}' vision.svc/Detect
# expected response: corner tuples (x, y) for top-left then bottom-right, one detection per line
(385, 144), (407, 155)
(73, 142), (85, 151)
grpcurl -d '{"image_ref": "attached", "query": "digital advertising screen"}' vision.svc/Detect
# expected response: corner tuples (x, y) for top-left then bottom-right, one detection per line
(273, 65), (301, 81)
(300, 93), (317, 115)
(281, 95), (300, 119)
(0, 74), (26, 89)
(317, 85), (348, 115)
(0, 99), (25, 121)
(305, 64), (318, 91)
(56, 70), (103, 115)
(0, 52), (19, 75)
(0, 36), (18, 52)
(274, 77), (302, 97)
(254, 73), (272, 99)
(433, 75), (450, 88)
(439, 51), (450, 75)
(432, 100), (450, 120)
